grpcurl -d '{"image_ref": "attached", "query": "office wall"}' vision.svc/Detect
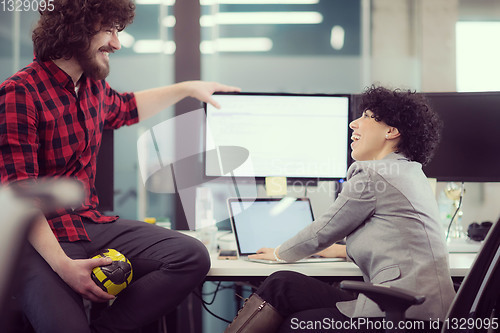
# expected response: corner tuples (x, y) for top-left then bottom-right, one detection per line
(369, 0), (500, 230)
(105, 55), (176, 221)
(370, 0), (500, 229)
(1, 0), (499, 232)
(203, 55), (363, 94)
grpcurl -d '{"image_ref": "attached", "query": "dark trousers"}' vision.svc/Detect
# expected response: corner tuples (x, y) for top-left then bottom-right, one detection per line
(256, 271), (440, 333)
(18, 219), (210, 333)
(256, 271), (361, 333)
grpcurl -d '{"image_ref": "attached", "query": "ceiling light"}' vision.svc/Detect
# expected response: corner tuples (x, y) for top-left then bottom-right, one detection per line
(200, 11), (323, 26)
(200, 0), (319, 4)
(200, 38), (273, 53)
(161, 16), (176, 27)
(330, 25), (345, 50)
(135, 0), (174, 5)
(133, 40), (176, 54)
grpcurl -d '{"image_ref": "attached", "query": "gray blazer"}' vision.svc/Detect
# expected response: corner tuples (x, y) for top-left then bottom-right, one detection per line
(279, 152), (456, 320)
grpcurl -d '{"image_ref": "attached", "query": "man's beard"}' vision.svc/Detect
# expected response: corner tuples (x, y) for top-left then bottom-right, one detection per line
(76, 47), (111, 81)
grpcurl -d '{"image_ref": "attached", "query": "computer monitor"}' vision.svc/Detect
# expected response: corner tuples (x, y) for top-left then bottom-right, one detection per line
(422, 92), (500, 182)
(351, 91), (500, 182)
(204, 92), (350, 180)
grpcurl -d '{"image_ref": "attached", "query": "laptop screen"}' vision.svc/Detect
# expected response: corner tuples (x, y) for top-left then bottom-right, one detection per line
(228, 198), (315, 256)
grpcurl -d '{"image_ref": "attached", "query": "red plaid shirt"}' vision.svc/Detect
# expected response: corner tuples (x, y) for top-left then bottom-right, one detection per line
(0, 59), (139, 242)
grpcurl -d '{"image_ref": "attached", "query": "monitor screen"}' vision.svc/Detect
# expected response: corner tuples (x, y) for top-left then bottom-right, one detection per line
(422, 92), (500, 182)
(205, 92), (350, 179)
(228, 197), (315, 255)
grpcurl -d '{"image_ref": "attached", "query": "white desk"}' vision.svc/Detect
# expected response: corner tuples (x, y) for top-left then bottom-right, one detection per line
(207, 252), (476, 280)
(180, 231), (476, 280)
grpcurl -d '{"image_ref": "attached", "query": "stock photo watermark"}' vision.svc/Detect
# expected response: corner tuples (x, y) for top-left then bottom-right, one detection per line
(289, 316), (498, 332)
(1, 0), (54, 11)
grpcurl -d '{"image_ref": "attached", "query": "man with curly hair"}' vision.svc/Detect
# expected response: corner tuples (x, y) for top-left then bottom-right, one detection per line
(0, 0), (239, 332)
(224, 86), (455, 333)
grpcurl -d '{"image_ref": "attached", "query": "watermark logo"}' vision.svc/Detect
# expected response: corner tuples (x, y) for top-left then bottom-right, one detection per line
(1, 0), (54, 12)
(137, 108), (258, 230)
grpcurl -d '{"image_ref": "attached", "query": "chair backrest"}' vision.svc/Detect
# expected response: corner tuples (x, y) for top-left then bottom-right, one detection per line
(0, 190), (35, 326)
(444, 217), (500, 332)
(0, 180), (83, 329)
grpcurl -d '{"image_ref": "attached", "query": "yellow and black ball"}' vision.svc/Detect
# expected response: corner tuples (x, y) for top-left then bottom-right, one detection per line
(91, 249), (133, 296)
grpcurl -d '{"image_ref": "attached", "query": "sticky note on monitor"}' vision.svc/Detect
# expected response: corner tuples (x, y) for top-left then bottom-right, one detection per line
(265, 177), (287, 196)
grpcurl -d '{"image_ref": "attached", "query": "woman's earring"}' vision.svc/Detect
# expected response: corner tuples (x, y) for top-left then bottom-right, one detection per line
(385, 134), (389, 139)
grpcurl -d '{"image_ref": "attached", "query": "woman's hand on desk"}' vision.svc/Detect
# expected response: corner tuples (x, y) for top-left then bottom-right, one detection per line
(248, 244), (347, 261)
(315, 244), (347, 258)
(248, 248), (276, 261)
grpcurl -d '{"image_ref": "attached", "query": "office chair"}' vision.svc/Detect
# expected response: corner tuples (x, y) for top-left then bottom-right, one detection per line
(340, 217), (500, 333)
(0, 179), (83, 331)
(0, 188), (39, 331)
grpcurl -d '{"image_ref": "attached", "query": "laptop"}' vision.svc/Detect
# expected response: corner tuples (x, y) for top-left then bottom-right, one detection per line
(228, 197), (344, 264)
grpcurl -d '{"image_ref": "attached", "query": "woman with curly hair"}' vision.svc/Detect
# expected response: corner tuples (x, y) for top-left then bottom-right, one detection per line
(224, 86), (455, 333)
(1, 0), (239, 332)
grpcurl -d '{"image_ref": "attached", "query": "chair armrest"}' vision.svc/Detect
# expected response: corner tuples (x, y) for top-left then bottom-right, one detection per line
(340, 280), (425, 323)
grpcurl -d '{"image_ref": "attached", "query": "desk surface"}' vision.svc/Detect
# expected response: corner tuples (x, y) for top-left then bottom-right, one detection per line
(180, 231), (477, 279)
(207, 253), (476, 279)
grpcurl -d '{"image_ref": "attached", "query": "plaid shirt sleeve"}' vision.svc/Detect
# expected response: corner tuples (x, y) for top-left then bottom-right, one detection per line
(0, 82), (39, 183)
(103, 81), (139, 130)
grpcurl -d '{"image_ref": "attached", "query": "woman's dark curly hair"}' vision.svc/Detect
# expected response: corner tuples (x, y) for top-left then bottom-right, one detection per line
(359, 86), (442, 166)
(33, 0), (135, 61)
